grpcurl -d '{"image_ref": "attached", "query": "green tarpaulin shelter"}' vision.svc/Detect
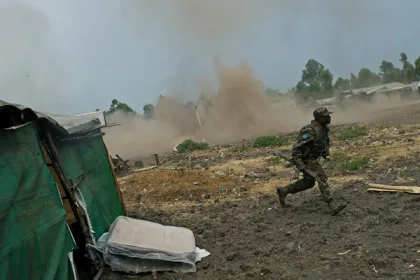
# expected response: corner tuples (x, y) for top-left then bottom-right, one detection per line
(0, 101), (126, 280)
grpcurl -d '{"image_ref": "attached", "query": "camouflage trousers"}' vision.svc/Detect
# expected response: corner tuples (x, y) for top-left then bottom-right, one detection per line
(284, 159), (333, 202)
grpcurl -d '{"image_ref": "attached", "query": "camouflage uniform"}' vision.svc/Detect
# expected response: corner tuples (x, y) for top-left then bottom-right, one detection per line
(277, 107), (346, 215)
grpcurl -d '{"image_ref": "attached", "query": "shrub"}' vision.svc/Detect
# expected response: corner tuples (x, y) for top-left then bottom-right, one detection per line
(339, 126), (367, 140)
(254, 136), (286, 148)
(266, 157), (282, 166)
(176, 139), (210, 153)
(341, 157), (369, 170)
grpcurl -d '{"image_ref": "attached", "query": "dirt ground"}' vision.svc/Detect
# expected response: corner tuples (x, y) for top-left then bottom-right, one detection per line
(103, 102), (420, 280)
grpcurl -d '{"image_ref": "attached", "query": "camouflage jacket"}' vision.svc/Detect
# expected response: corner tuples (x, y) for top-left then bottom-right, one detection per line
(291, 120), (330, 166)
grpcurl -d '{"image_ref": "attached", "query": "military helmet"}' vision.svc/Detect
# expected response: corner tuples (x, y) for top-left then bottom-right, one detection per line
(313, 107), (333, 119)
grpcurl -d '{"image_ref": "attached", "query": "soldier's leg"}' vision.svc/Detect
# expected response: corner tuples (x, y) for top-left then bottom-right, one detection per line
(307, 160), (332, 202)
(308, 160), (346, 214)
(276, 176), (315, 205)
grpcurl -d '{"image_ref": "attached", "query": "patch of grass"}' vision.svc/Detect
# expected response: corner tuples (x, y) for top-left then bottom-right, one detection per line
(341, 157), (369, 170)
(253, 136), (286, 148)
(338, 126), (367, 140)
(266, 157), (282, 166)
(176, 139), (210, 153)
(325, 152), (369, 171)
(231, 145), (250, 153)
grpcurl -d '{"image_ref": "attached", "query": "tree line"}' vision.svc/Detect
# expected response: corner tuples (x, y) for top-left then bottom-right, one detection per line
(101, 52), (420, 117)
(266, 52), (420, 102)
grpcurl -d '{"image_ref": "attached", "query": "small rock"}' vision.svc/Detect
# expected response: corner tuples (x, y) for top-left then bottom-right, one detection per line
(371, 141), (384, 146)
(201, 194), (211, 199)
(285, 241), (295, 251)
(239, 264), (251, 271)
(193, 181), (199, 185)
(215, 170), (226, 176)
(260, 268), (272, 275)
(226, 252), (238, 261)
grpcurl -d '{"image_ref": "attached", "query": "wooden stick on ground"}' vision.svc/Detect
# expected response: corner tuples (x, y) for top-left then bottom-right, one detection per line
(367, 183), (420, 194)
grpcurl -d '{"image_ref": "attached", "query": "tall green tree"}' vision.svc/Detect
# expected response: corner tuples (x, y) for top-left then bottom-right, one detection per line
(301, 59), (325, 85)
(379, 60), (403, 83)
(399, 52), (416, 83)
(296, 59), (334, 100)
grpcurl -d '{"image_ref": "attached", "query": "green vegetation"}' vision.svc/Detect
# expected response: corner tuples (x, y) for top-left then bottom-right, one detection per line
(339, 126), (367, 140)
(176, 139), (210, 153)
(253, 136), (286, 148)
(266, 157), (282, 166)
(325, 151), (369, 171)
(106, 99), (135, 115)
(341, 157), (369, 170)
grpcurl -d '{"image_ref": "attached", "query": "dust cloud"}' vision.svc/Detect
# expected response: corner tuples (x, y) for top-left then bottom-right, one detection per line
(103, 0), (416, 160)
(104, 57), (418, 161)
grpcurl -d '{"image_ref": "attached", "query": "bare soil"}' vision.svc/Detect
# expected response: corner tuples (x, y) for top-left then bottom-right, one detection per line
(103, 101), (420, 280)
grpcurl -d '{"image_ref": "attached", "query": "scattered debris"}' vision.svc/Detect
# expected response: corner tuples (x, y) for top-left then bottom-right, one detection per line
(132, 166), (158, 173)
(110, 154), (131, 174)
(338, 250), (352, 255)
(152, 153), (161, 166)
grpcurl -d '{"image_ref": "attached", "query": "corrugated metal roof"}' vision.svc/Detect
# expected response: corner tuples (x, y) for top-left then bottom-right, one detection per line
(0, 100), (102, 135)
(342, 82), (411, 96)
(315, 97), (337, 105)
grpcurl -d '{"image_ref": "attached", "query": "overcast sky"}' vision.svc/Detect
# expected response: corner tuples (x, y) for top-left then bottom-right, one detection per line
(1, 0), (419, 115)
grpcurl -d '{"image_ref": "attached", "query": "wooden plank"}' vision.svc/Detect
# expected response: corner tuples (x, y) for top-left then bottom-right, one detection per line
(367, 183), (420, 194)
(132, 166), (158, 173)
(103, 143), (127, 215)
(42, 145), (77, 224)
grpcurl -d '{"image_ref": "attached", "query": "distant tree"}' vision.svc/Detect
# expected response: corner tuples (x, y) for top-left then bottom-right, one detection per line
(301, 59), (325, 85)
(143, 103), (155, 118)
(379, 60), (396, 76)
(107, 99), (135, 115)
(320, 69), (333, 94)
(350, 73), (359, 89)
(295, 80), (307, 93)
(404, 65), (416, 83)
(400, 52), (409, 70)
(296, 59), (334, 101)
(416, 56), (420, 80)
(357, 68), (381, 88)
(398, 53), (417, 83)
(334, 77), (351, 91)
(264, 87), (282, 97)
(95, 108), (100, 112)
(379, 60), (403, 83)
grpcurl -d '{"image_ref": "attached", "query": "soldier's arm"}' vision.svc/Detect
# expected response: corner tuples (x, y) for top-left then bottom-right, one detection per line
(291, 127), (316, 168)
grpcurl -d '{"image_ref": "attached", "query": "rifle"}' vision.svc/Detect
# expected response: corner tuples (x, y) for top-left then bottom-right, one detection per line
(273, 152), (326, 186)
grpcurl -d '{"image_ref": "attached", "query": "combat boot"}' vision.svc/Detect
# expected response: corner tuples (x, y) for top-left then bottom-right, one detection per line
(276, 186), (289, 206)
(327, 200), (347, 215)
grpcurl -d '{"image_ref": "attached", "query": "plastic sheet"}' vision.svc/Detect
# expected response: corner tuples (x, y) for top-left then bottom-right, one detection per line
(94, 216), (198, 274)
